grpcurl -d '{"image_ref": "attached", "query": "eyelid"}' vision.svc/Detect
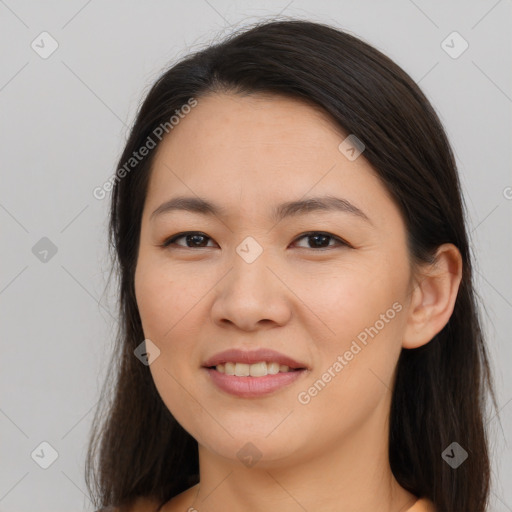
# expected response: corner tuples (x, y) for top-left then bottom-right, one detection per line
(293, 231), (350, 249)
(161, 231), (351, 250)
(161, 231), (215, 249)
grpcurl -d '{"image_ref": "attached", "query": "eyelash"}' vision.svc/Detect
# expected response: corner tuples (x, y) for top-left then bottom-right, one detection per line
(160, 231), (351, 251)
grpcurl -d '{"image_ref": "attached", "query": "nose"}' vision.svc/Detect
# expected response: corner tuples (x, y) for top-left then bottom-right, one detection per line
(210, 251), (292, 332)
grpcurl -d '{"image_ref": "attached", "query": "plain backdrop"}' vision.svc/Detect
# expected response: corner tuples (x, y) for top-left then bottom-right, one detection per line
(0, 1), (511, 511)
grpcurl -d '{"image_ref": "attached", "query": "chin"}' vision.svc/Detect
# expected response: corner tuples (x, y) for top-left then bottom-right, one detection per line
(195, 427), (305, 466)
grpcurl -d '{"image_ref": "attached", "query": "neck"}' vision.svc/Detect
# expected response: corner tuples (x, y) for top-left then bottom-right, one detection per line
(187, 396), (417, 512)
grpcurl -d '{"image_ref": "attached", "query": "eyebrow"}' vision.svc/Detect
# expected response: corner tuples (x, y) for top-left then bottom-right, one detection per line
(150, 195), (372, 224)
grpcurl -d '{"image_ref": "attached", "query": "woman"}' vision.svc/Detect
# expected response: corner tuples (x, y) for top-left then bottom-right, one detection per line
(86, 19), (497, 512)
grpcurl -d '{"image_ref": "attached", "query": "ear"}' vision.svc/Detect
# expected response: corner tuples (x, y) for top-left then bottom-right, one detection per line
(402, 243), (463, 349)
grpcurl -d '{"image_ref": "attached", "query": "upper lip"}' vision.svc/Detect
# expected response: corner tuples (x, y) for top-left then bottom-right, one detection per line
(203, 348), (308, 370)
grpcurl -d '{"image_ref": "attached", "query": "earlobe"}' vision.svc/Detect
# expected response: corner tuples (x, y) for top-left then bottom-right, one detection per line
(402, 243), (463, 349)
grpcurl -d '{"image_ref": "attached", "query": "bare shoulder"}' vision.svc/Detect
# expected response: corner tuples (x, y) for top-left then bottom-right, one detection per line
(117, 485), (199, 512)
(161, 484), (200, 512)
(95, 496), (165, 512)
(405, 497), (436, 512)
(127, 496), (162, 512)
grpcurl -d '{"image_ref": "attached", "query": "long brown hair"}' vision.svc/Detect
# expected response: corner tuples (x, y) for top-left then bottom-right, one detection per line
(85, 18), (498, 512)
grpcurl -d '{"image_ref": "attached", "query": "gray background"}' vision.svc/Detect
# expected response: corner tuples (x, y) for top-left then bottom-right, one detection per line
(0, 1), (511, 510)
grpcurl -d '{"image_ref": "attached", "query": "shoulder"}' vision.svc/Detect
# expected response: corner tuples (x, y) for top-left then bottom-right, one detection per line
(104, 486), (198, 512)
(161, 484), (199, 512)
(405, 497), (436, 512)
(127, 497), (162, 512)
(94, 496), (162, 512)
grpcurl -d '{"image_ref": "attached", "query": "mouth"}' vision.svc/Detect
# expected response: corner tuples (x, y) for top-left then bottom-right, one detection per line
(206, 361), (305, 376)
(202, 349), (309, 398)
(202, 348), (308, 371)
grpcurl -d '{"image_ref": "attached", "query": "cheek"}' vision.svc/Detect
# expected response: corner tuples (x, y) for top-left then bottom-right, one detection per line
(135, 261), (211, 437)
(134, 258), (204, 341)
(307, 258), (405, 345)
(298, 259), (407, 413)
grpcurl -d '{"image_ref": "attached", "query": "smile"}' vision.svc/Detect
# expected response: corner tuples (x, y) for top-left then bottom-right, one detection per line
(204, 365), (307, 398)
(214, 361), (300, 376)
(202, 348), (309, 397)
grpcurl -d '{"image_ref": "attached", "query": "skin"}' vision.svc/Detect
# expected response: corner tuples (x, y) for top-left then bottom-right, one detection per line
(134, 92), (462, 512)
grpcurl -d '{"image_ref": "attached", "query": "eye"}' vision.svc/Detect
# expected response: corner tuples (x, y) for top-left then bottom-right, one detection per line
(293, 231), (349, 250)
(161, 231), (350, 250)
(162, 232), (215, 249)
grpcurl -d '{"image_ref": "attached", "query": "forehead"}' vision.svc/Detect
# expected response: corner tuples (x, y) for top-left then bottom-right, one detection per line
(144, 92), (397, 229)
(149, 92), (368, 186)
(186, 92), (345, 149)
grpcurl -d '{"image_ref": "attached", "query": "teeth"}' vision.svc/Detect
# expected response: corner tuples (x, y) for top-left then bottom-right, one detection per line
(214, 361), (295, 376)
(267, 362), (280, 375)
(249, 362), (266, 377)
(236, 363), (250, 377)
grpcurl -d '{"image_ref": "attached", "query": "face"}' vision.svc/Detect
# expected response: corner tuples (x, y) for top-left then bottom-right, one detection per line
(134, 92), (414, 467)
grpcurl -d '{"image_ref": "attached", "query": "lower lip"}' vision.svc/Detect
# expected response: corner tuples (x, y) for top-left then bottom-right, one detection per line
(204, 368), (306, 398)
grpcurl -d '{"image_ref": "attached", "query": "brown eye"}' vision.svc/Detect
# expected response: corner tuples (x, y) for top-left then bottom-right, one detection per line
(163, 232), (215, 248)
(293, 232), (349, 250)
(161, 231), (350, 251)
